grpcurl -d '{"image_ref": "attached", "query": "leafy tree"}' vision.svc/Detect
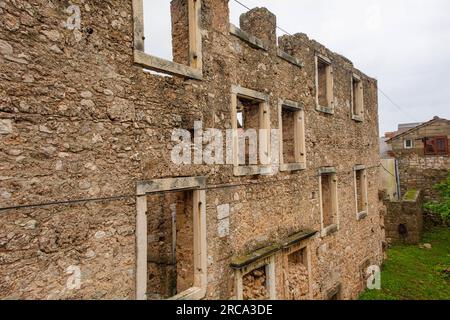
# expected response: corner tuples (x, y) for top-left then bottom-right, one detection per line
(424, 173), (450, 222)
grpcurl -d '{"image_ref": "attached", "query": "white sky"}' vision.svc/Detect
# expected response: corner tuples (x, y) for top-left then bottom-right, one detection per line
(143, 0), (450, 135)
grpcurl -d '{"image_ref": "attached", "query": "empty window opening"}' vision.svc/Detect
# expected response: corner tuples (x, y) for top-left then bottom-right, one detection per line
(147, 191), (194, 299)
(233, 254), (276, 300)
(237, 97), (261, 166)
(355, 168), (368, 215)
(316, 55), (333, 111)
(136, 177), (206, 300)
(352, 75), (364, 120)
(278, 100), (306, 171)
(320, 171), (338, 232)
(282, 108), (296, 164)
(143, 1), (174, 62)
(242, 267), (269, 300)
(133, 0), (202, 78)
(404, 139), (413, 149)
(287, 248), (309, 300)
(231, 86), (270, 176)
(321, 174), (333, 227)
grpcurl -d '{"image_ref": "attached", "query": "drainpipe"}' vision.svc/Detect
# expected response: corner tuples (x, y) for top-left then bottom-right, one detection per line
(395, 159), (402, 200)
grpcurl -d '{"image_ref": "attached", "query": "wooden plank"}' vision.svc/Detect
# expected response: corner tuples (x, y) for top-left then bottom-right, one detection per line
(132, 0), (145, 51)
(188, 0), (202, 70)
(136, 177), (206, 195)
(134, 50), (202, 79)
(231, 85), (269, 102)
(277, 49), (304, 68)
(229, 24), (268, 51)
(266, 256), (276, 300)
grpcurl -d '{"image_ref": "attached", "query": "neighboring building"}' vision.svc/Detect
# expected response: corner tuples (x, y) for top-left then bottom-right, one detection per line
(0, 1), (384, 300)
(379, 136), (392, 159)
(386, 117), (450, 200)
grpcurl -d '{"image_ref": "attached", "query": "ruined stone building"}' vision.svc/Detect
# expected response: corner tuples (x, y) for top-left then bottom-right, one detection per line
(382, 117), (449, 246)
(386, 116), (450, 200)
(0, 0), (385, 300)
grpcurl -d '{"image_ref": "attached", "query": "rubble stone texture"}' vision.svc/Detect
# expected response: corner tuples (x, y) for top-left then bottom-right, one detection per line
(398, 154), (450, 201)
(287, 263), (309, 300)
(242, 267), (268, 300)
(0, 0), (384, 299)
(384, 191), (424, 245)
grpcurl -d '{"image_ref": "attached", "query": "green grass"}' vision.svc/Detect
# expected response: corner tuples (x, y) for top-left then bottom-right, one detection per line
(359, 227), (450, 300)
(403, 189), (419, 201)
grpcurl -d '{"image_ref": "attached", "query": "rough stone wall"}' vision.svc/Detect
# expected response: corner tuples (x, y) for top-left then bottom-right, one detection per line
(388, 119), (449, 200)
(0, 0), (383, 300)
(398, 154), (450, 201)
(286, 249), (309, 300)
(242, 267), (268, 300)
(384, 191), (424, 245)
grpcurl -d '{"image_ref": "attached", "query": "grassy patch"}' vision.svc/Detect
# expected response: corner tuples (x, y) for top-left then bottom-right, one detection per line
(359, 227), (450, 300)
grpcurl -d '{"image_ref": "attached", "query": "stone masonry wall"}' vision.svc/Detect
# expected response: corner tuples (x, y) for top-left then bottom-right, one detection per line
(384, 191), (424, 245)
(398, 154), (450, 201)
(0, 0), (384, 300)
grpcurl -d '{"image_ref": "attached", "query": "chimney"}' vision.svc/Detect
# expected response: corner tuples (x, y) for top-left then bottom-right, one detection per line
(240, 7), (277, 47)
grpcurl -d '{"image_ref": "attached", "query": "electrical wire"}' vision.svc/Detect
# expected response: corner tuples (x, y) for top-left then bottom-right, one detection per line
(379, 162), (396, 178)
(1, 1), (392, 214)
(230, 0), (419, 124)
(378, 88), (419, 122)
(0, 165), (381, 213)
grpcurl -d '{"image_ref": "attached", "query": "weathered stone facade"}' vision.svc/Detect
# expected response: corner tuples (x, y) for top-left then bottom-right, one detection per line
(387, 117), (450, 201)
(398, 154), (450, 202)
(0, 0), (384, 300)
(384, 190), (424, 245)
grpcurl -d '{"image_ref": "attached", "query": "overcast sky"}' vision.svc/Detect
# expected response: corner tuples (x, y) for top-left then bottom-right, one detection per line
(144, 0), (450, 135)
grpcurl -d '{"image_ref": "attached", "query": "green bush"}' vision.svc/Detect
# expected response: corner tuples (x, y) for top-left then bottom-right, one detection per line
(424, 173), (450, 221)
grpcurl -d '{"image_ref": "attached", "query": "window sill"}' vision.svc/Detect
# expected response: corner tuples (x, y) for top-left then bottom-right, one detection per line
(233, 165), (273, 177)
(277, 49), (304, 68)
(134, 50), (202, 80)
(280, 163), (306, 172)
(230, 24), (268, 51)
(357, 211), (368, 221)
(167, 287), (206, 300)
(321, 224), (338, 237)
(352, 115), (364, 122)
(316, 106), (334, 115)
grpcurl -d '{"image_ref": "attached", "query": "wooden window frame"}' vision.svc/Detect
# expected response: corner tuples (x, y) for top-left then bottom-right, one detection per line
(404, 138), (413, 149)
(354, 165), (368, 221)
(278, 99), (306, 172)
(351, 74), (364, 122)
(424, 136), (448, 156)
(132, 0), (203, 79)
(319, 167), (339, 237)
(231, 85), (271, 177)
(135, 177), (207, 300)
(315, 54), (334, 114)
